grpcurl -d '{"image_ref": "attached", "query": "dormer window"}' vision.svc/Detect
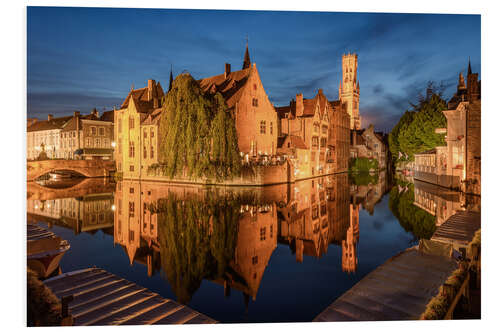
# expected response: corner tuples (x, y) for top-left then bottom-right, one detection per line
(252, 98), (258, 107)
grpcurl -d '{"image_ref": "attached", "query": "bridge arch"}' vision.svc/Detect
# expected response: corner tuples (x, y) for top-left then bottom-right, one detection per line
(27, 159), (115, 182)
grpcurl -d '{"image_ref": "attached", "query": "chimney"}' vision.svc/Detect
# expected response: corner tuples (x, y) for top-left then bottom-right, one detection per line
(224, 63), (231, 79)
(47, 114), (53, 121)
(91, 108), (99, 117)
(73, 111), (80, 117)
(296, 93), (304, 117)
(318, 89), (323, 95)
(148, 79), (155, 101)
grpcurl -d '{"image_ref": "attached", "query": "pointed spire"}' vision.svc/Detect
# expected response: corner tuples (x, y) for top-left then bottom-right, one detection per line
(459, 72), (465, 88)
(168, 64), (173, 92)
(242, 35), (251, 69)
(468, 57), (472, 76)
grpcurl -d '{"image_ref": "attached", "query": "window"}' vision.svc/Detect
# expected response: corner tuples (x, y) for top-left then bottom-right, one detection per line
(320, 137), (326, 148)
(143, 145), (147, 159)
(143, 203), (147, 214)
(129, 202), (135, 217)
(94, 138), (100, 147)
(312, 137), (319, 148)
(118, 119), (122, 133)
(129, 230), (134, 241)
(314, 123), (320, 133)
(104, 138), (108, 147)
(270, 225), (273, 238)
(130, 165), (134, 172)
(322, 125), (328, 135)
(129, 141), (135, 158)
(150, 145), (154, 159)
(260, 227), (266, 241)
(91, 127), (97, 136)
(253, 84), (257, 90)
(99, 127), (104, 136)
(252, 98), (258, 107)
(73, 132), (76, 137)
(270, 122), (273, 135)
(86, 138), (91, 147)
(144, 129), (147, 139)
(252, 256), (258, 265)
(129, 117), (134, 129)
(129, 187), (134, 194)
(150, 128), (154, 138)
(260, 121), (266, 134)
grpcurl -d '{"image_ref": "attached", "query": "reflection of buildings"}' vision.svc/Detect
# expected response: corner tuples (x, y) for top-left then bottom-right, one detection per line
(350, 171), (390, 215)
(413, 180), (463, 226)
(342, 203), (359, 273)
(113, 174), (385, 302)
(350, 125), (388, 170)
(27, 193), (114, 234)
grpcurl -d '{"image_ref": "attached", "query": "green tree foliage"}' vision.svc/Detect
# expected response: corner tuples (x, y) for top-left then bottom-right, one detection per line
(388, 180), (436, 239)
(349, 157), (379, 172)
(154, 192), (242, 304)
(349, 172), (379, 186)
(158, 73), (241, 181)
(389, 84), (447, 164)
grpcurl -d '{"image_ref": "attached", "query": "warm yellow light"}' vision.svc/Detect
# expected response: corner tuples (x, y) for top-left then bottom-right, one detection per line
(111, 141), (116, 148)
(111, 204), (116, 211)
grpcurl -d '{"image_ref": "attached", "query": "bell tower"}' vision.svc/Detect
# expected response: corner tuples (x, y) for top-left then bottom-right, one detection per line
(340, 53), (361, 130)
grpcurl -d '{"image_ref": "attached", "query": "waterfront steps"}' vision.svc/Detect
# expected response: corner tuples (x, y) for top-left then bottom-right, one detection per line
(314, 247), (458, 321)
(43, 268), (217, 325)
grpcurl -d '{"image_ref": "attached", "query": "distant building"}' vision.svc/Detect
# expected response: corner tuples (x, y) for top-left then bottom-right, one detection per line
(60, 109), (114, 160)
(414, 60), (481, 195)
(350, 124), (388, 170)
(339, 53), (361, 130)
(27, 114), (72, 160)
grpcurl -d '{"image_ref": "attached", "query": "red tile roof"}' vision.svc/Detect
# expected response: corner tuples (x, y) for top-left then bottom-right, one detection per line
(198, 68), (252, 109)
(278, 134), (308, 150)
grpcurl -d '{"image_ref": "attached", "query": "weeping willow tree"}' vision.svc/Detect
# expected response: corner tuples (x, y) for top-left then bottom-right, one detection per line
(154, 192), (242, 304)
(158, 73), (241, 182)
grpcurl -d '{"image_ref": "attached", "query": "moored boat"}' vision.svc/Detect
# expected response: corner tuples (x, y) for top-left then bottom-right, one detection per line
(27, 224), (70, 279)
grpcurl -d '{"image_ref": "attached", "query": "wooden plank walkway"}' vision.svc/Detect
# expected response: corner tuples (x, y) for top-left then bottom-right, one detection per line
(313, 247), (458, 321)
(431, 211), (481, 247)
(43, 268), (217, 325)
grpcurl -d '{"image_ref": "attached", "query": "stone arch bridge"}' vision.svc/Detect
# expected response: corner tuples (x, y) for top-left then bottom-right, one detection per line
(27, 159), (116, 182)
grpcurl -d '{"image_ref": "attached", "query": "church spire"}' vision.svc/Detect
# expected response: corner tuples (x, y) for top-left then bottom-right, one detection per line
(467, 57), (472, 76)
(168, 65), (173, 92)
(242, 35), (251, 69)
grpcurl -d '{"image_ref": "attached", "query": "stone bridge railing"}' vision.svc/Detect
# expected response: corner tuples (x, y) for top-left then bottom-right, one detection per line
(27, 159), (116, 182)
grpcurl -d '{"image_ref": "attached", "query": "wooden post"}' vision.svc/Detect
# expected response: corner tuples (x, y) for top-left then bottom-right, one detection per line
(61, 295), (74, 326)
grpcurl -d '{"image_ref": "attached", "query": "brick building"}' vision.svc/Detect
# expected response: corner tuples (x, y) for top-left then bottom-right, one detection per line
(199, 44), (278, 158)
(276, 87), (350, 180)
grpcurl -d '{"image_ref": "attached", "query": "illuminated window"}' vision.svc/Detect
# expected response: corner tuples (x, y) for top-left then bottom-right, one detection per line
(143, 145), (147, 159)
(129, 187), (134, 194)
(129, 117), (134, 129)
(270, 122), (273, 135)
(252, 256), (258, 265)
(150, 128), (154, 138)
(129, 141), (135, 158)
(129, 202), (135, 218)
(150, 145), (154, 159)
(252, 98), (258, 107)
(129, 165), (134, 172)
(99, 127), (104, 136)
(260, 227), (266, 241)
(260, 121), (266, 134)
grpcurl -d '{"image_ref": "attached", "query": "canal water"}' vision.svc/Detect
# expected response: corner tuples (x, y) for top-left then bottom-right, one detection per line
(27, 172), (438, 323)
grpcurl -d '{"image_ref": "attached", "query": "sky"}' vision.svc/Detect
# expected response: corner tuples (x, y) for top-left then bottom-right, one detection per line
(27, 7), (481, 132)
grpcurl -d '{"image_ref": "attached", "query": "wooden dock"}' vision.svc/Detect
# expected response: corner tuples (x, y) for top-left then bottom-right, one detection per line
(43, 268), (217, 325)
(313, 247), (458, 321)
(431, 211), (481, 248)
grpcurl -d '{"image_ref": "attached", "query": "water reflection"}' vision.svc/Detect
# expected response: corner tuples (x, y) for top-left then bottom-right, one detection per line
(28, 172), (409, 321)
(110, 173), (390, 304)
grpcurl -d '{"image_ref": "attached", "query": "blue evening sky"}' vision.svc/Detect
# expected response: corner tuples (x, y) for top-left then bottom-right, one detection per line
(27, 7), (480, 132)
